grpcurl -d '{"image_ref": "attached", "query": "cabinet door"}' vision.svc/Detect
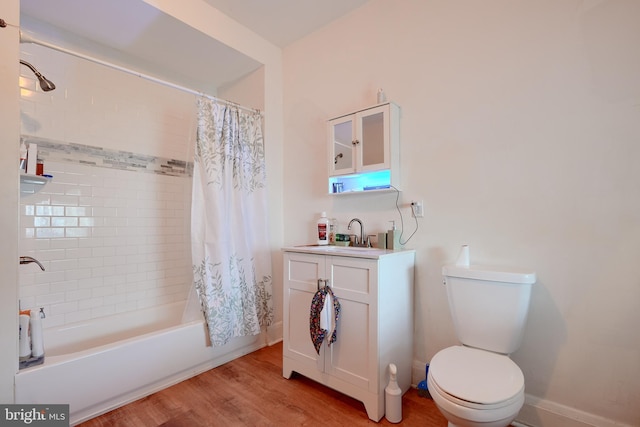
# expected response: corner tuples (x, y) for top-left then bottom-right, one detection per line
(283, 253), (324, 367)
(324, 256), (377, 390)
(329, 115), (355, 175)
(358, 104), (390, 172)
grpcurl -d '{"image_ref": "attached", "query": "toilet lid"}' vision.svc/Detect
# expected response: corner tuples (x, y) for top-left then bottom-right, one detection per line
(430, 346), (524, 405)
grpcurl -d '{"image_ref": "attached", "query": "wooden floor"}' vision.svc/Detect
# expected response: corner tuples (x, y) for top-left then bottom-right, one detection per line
(79, 341), (448, 426)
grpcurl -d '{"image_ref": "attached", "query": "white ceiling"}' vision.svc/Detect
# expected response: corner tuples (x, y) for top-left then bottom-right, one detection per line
(19, 0), (368, 93)
(201, 0), (369, 48)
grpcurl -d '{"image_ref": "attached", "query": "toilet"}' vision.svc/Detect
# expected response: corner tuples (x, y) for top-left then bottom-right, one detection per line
(427, 260), (536, 427)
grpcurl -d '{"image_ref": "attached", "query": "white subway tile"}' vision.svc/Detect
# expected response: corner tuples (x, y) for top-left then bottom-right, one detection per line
(91, 227), (117, 237)
(66, 228), (91, 238)
(115, 301), (138, 313)
(65, 206), (91, 217)
(126, 272), (146, 283)
(51, 217), (78, 227)
(78, 257), (104, 269)
(78, 277), (104, 289)
(78, 297), (104, 310)
(27, 249), (63, 262)
(51, 238), (79, 249)
(65, 310), (92, 324)
(92, 286), (115, 298)
(103, 294), (127, 307)
(48, 259), (79, 272)
(91, 305), (116, 319)
(34, 271), (65, 284)
(65, 268), (92, 281)
(36, 228), (65, 239)
(19, 283), (51, 298)
(104, 275), (126, 286)
(36, 292), (66, 306)
(50, 194), (79, 206)
(92, 266), (116, 278)
(66, 289), (92, 301)
(78, 237), (104, 248)
(50, 280), (79, 293)
(36, 206), (65, 216)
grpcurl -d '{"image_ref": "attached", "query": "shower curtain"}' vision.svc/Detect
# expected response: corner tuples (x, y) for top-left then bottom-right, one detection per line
(191, 97), (273, 347)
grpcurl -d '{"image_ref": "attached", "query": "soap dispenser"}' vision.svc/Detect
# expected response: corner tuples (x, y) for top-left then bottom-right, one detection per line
(386, 221), (401, 250)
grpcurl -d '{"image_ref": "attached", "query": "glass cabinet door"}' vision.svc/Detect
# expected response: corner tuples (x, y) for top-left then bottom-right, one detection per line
(359, 107), (388, 171)
(330, 116), (355, 175)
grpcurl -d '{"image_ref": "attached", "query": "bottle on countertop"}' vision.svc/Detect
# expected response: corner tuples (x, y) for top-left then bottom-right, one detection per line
(386, 220), (401, 250)
(30, 308), (45, 359)
(329, 218), (338, 245)
(317, 212), (330, 246)
(19, 310), (31, 361)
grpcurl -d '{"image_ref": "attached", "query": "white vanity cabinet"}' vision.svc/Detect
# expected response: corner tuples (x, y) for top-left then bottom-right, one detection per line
(282, 247), (415, 421)
(328, 103), (400, 193)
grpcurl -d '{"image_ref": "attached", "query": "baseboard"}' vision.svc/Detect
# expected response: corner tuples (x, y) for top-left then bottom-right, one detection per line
(516, 394), (633, 427)
(267, 320), (283, 346)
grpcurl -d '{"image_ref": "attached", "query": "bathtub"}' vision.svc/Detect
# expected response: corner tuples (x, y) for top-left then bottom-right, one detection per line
(14, 301), (267, 425)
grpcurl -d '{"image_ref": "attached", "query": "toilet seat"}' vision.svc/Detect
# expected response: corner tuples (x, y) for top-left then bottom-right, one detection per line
(429, 346), (524, 407)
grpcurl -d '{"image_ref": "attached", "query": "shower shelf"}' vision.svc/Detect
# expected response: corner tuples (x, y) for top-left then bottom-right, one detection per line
(20, 174), (50, 198)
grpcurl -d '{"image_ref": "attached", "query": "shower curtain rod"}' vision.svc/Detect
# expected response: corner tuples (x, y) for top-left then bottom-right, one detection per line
(20, 31), (261, 115)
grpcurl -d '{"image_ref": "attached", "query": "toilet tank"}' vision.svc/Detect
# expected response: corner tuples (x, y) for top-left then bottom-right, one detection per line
(442, 264), (536, 354)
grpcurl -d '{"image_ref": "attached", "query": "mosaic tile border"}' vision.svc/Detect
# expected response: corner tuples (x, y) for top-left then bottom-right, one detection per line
(21, 135), (193, 177)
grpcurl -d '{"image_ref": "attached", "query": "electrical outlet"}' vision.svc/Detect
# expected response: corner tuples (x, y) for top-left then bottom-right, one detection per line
(411, 200), (424, 218)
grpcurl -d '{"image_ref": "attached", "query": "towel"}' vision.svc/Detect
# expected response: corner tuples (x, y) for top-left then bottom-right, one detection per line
(320, 291), (332, 331)
(309, 286), (341, 354)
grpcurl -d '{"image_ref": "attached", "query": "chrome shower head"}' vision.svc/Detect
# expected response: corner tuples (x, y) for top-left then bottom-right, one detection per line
(20, 59), (56, 92)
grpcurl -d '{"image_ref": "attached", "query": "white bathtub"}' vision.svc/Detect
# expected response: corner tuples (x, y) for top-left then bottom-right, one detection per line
(15, 301), (266, 425)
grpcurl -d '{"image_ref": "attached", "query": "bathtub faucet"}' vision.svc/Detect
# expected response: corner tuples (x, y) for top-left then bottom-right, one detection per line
(20, 256), (45, 271)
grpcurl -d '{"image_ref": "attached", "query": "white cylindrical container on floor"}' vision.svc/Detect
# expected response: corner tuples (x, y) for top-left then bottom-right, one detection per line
(19, 313), (31, 360)
(30, 309), (44, 358)
(385, 363), (402, 423)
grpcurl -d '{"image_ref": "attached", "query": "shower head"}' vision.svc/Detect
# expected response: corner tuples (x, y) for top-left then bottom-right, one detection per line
(19, 59), (56, 92)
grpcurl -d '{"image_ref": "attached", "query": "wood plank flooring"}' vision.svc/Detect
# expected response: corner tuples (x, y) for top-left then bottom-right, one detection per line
(79, 341), (448, 426)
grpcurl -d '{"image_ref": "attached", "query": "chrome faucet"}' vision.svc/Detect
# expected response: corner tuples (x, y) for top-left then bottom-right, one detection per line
(348, 218), (369, 247)
(20, 256), (45, 271)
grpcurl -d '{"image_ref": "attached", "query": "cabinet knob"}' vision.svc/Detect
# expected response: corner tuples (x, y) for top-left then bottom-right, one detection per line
(352, 139), (360, 145)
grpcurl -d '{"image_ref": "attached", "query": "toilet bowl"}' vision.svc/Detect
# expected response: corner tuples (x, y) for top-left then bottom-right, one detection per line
(427, 346), (525, 427)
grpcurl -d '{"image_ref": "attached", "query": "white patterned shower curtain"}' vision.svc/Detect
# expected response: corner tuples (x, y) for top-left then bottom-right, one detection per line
(191, 97), (273, 347)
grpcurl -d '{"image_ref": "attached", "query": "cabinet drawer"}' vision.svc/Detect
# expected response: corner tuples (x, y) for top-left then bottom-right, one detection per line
(328, 256), (376, 299)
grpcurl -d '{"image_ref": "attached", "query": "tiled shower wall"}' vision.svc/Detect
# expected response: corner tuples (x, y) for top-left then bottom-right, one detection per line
(19, 44), (197, 328)
(19, 149), (192, 328)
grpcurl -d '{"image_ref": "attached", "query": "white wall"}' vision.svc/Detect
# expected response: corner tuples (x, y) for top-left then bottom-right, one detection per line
(0, 1), (21, 402)
(282, 1), (640, 426)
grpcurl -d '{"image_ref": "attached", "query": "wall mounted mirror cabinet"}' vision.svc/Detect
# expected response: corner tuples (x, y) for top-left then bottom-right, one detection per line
(328, 102), (400, 194)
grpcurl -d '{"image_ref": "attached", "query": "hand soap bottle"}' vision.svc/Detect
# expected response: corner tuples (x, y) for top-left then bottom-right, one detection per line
(386, 221), (401, 250)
